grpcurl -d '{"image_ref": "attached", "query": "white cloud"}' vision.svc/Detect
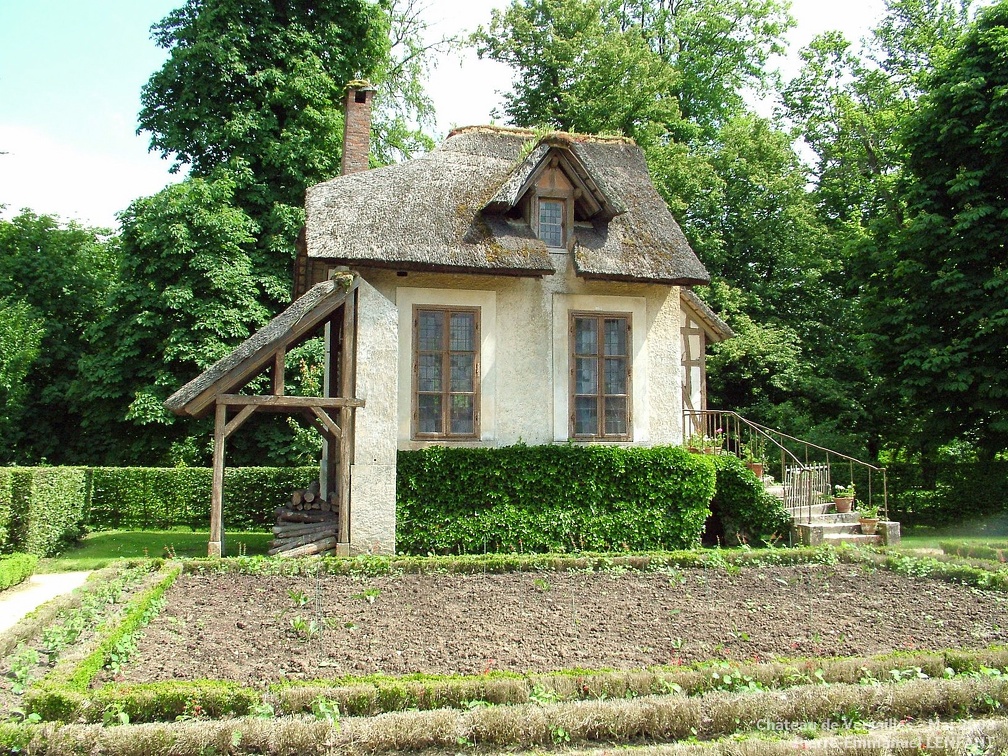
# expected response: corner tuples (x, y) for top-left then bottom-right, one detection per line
(0, 123), (182, 229)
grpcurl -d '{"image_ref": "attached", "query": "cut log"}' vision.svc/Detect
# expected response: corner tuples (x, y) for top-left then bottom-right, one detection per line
(291, 490), (304, 507)
(277, 510), (336, 524)
(270, 536), (339, 558)
(272, 522), (331, 538)
(303, 490), (316, 504)
(270, 529), (336, 553)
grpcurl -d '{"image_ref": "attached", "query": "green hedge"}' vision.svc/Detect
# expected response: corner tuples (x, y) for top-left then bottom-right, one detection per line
(88, 467), (317, 531)
(0, 552), (37, 591)
(707, 455), (792, 547)
(0, 467), (11, 551)
(5, 467), (88, 557)
(888, 459), (1008, 529)
(396, 444), (716, 554)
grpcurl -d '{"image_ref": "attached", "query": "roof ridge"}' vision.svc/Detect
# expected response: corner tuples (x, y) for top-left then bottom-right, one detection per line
(447, 124), (636, 146)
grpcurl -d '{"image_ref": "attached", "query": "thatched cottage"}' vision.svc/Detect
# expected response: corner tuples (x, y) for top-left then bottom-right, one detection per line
(167, 83), (731, 556)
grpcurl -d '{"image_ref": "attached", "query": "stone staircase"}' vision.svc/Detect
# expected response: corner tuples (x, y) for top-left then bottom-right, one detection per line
(765, 484), (900, 546)
(786, 502), (900, 547)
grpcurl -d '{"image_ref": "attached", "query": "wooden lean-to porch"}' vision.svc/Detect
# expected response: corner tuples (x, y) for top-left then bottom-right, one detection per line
(164, 274), (364, 557)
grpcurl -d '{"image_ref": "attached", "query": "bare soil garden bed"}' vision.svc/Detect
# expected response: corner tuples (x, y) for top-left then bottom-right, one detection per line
(112, 563), (1008, 686)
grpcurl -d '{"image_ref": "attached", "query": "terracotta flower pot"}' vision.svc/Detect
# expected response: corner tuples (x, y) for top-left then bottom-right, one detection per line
(833, 496), (853, 514)
(859, 517), (880, 535)
(745, 462), (764, 478)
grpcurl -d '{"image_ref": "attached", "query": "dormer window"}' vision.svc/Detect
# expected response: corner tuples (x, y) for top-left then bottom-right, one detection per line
(537, 198), (565, 247)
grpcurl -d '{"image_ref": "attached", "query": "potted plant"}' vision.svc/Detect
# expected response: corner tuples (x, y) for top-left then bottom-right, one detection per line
(705, 428), (725, 455)
(858, 503), (880, 535)
(686, 431), (705, 454)
(833, 482), (855, 514)
(743, 440), (765, 478)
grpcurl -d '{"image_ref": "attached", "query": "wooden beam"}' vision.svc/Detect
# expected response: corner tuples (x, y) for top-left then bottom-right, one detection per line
(338, 291), (357, 546)
(184, 277), (359, 418)
(224, 404), (257, 439)
(209, 402), (226, 558)
(311, 406), (342, 440)
(217, 394), (364, 409)
(272, 348), (285, 396)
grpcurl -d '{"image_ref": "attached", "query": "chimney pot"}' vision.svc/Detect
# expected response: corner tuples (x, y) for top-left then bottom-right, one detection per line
(341, 81), (375, 176)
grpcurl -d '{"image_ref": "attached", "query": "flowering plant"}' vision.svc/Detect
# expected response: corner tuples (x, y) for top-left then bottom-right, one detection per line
(834, 482), (856, 499)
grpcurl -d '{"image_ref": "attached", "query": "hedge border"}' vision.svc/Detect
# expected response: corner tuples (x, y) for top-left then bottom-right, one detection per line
(0, 552), (38, 591)
(22, 642), (1008, 724)
(27, 562), (182, 721)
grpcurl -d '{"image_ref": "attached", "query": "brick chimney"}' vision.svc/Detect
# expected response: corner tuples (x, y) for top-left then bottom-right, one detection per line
(341, 80), (375, 175)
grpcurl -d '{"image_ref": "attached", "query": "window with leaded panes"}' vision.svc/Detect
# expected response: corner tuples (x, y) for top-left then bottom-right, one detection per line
(570, 312), (631, 440)
(413, 306), (480, 439)
(537, 198), (565, 247)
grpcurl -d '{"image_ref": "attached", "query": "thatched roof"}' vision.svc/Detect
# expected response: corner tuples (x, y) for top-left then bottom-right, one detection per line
(305, 126), (709, 285)
(165, 275), (357, 419)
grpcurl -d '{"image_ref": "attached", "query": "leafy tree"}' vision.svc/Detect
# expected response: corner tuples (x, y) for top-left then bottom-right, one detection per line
(615, 0), (792, 138)
(79, 166), (269, 463)
(138, 0), (392, 298)
(472, 0), (682, 144)
(0, 212), (118, 463)
(781, 1), (975, 230)
(0, 297), (45, 449)
(474, 0), (791, 143)
(863, 1), (1008, 459)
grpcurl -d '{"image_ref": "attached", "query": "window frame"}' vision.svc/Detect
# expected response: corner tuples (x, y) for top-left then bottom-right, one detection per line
(536, 196), (566, 248)
(568, 310), (633, 442)
(411, 304), (481, 440)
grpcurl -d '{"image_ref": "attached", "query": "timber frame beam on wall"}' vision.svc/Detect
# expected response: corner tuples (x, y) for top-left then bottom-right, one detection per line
(163, 274), (363, 558)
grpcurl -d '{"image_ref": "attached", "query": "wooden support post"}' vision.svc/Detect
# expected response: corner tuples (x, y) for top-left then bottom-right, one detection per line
(209, 402), (226, 558)
(338, 291), (356, 546)
(320, 317), (342, 499)
(272, 348), (286, 396)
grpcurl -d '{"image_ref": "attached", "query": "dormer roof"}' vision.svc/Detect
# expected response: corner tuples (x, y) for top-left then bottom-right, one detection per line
(302, 126), (709, 288)
(482, 137), (627, 221)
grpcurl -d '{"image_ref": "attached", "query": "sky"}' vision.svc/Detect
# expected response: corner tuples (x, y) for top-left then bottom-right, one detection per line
(0, 0), (886, 229)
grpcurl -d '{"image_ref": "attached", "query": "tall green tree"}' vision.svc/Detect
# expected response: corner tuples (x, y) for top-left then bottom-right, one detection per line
(472, 0), (682, 144)
(615, 0), (792, 138)
(863, 1), (1008, 459)
(474, 0), (791, 143)
(0, 296), (45, 450)
(0, 212), (118, 463)
(79, 166), (269, 464)
(138, 0), (393, 298)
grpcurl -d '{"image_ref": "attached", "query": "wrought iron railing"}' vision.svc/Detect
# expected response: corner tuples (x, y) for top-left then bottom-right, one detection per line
(683, 409), (888, 524)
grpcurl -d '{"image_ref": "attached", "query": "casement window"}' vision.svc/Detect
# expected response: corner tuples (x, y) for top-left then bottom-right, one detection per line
(570, 312), (632, 440)
(537, 198), (565, 247)
(412, 306), (480, 438)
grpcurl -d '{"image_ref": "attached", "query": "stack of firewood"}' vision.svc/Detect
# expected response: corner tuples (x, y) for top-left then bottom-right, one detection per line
(269, 481), (340, 556)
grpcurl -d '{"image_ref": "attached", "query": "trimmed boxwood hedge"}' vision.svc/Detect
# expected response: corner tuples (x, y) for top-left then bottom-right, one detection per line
(5, 467), (88, 557)
(396, 444), (716, 554)
(0, 552), (37, 591)
(0, 467), (11, 551)
(87, 467), (317, 531)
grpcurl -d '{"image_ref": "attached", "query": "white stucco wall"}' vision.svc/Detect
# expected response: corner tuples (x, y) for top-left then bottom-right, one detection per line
(348, 279), (399, 554)
(345, 256), (686, 551)
(355, 252), (684, 450)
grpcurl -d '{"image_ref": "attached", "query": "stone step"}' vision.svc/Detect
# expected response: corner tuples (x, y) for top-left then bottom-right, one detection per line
(814, 522), (864, 536)
(823, 533), (884, 546)
(790, 511), (861, 524)
(786, 503), (831, 517)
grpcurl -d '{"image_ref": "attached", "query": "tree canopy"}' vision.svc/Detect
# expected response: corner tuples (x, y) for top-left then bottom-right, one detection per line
(862, 0), (1008, 458)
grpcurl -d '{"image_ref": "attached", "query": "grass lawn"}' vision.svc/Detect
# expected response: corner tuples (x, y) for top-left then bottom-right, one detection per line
(38, 529), (273, 572)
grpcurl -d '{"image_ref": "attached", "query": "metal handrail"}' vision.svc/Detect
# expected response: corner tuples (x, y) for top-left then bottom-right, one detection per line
(683, 409), (888, 524)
